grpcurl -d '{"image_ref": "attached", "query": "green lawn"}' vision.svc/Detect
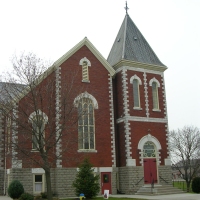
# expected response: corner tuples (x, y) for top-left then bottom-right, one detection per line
(173, 181), (193, 193)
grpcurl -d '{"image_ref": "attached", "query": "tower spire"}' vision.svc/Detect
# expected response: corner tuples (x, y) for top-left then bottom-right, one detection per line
(124, 1), (129, 14)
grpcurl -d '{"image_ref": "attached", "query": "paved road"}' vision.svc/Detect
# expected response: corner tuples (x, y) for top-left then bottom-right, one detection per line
(1, 193), (200, 200)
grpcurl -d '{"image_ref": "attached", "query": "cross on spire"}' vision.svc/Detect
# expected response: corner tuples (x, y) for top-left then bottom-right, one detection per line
(124, 1), (129, 14)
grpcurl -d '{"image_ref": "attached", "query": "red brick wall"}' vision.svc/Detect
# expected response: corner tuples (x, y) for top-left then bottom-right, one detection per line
(60, 45), (113, 167)
(114, 69), (168, 167)
(10, 45), (114, 169)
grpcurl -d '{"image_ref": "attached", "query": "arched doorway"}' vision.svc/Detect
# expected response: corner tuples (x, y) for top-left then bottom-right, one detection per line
(143, 141), (157, 184)
(138, 134), (161, 184)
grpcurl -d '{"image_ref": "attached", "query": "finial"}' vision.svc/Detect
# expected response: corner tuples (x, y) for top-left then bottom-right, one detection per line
(124, 1), (129, 14)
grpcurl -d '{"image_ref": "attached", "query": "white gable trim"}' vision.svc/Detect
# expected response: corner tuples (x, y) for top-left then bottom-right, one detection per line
(54, 37), (115, 77)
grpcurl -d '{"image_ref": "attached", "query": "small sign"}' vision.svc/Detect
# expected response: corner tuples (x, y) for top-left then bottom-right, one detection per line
(103, 190), (109, 199)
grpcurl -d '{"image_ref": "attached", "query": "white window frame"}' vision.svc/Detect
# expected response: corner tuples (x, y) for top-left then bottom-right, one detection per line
(130, 75), (142, 109)
(29, 110), (48, 151)
(149, 78), (160, 111)
(79, 57), (91, 83)
(74, 92), (98, 153)
(78, 98), (95, 150)
(33, 174), (45, 194)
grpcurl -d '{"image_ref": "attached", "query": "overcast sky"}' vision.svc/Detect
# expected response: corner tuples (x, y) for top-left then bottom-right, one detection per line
(0, 0), (199, 131)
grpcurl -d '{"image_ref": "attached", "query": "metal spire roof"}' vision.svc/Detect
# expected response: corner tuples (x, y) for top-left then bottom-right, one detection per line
(107, 13), (165, 67)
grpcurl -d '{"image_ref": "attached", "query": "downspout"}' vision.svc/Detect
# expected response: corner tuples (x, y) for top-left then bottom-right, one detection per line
(3, 148), (6, 195)
(3, 116), (7, 195)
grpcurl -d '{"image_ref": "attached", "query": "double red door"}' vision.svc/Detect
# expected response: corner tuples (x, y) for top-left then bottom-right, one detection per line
(143, 158), (157, 184)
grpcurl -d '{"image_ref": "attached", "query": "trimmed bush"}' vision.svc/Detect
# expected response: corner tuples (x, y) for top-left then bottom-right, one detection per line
(192, 177), (200, 193)
(19, 193), (34, 200)
(8, 180), (24, 199)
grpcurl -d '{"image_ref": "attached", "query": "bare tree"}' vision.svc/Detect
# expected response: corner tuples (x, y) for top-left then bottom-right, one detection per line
(169, 126), (200, 192)
(0, 52), (87, 200)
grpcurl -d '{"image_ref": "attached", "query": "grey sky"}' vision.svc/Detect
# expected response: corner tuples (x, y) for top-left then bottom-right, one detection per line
(0, 0), (199, 130)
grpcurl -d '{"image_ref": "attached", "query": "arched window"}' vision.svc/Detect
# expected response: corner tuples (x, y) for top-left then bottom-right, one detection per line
(29, 110), (48, 150)
(143, 141), (156, 157)
(149, 78), (160, 110)
(79, 57), (91, 82)
(130, 75), (142, 109)
(78, 98), (95, 150)
(152, 82), (159, 110)
(133, 79), (140, 108)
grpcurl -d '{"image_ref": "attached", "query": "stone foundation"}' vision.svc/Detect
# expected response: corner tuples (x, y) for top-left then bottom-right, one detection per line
(158, 165), (172, 185)
(0, 169), (4, 195)
(118, 166), (143, 194)
(6, 167), (118, 197)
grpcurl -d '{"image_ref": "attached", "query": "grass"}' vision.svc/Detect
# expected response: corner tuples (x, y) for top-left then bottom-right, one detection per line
(61, 197), (146, 200)
(173, 180), (193, 193)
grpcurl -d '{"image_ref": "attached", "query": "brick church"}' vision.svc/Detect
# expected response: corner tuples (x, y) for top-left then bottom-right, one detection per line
(0, 4), (171, 197)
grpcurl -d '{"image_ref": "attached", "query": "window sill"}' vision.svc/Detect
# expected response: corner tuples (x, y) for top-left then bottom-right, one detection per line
(31, 149), (39, 152)
(133, 107), (142, 110)
(82, 80), (90, 83)
(78, 149), (97, 153)
(152, 109), (161, 112)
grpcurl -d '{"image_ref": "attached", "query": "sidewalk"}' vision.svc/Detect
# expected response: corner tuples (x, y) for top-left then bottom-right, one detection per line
(1, 193), (200, 200)
(111, 193), (200, 200)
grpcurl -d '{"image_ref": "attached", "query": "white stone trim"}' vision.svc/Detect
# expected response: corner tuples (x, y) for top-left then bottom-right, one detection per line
(116, 116), (167, 124)
(143, 72), (149, 117)
(161, 74), (168, 119)
(130, 75), (142, 85)
(12, 104), (20, 168)
(116, 66), (164, 75)
(138, 134), (162, 166)
(74, 92), (98, 109)
(79, 57), (91, 66)
(165, 124), (170, 159)
(164, 159), (171, 166)
(55, 67), (62, 167)
(108, 74), (116, 167)
(149, 77), (160, 87)
(0, 113), (4, 169)
(32, 168), (45, 173)
(29, 109), (48, 124)
(77, 149), (97, 153)
(99, 167), (113, 172)
(127, 159), (136, 166)
(121, 68), (132, 166)
(138, 134), (161, 150)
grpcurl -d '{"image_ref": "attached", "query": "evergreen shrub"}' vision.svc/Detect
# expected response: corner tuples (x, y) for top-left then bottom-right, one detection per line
(19, 192), (34, 200)
(72, 158), (100, 198)
(192, 177), (200, 193)
(8, 180), (24, 199)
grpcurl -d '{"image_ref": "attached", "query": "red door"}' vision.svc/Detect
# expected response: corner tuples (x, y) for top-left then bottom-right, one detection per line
(144, 158), (157, 184)
(101, 172), (111, 194)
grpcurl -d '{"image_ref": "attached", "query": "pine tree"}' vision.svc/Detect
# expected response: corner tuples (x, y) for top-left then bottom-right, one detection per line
(72, 158), (100, 198)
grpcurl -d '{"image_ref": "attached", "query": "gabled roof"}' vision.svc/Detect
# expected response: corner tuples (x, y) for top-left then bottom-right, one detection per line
(1, 38), (115, 104)
(52, 37), (115, 77)
(107, 14), (165, 67)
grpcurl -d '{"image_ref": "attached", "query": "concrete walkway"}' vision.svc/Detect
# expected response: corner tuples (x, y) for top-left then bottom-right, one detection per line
(111, 193), (200, 200)
(1, 193), (200, 200)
